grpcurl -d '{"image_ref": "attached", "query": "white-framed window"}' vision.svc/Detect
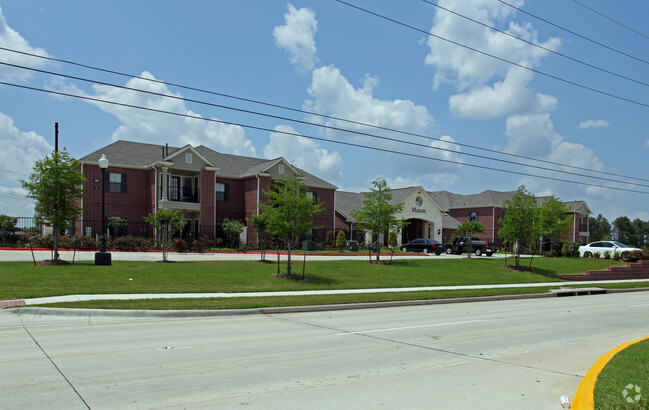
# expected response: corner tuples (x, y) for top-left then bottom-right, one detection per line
(185, 153), (193, 164)
(279, 164), (284, 174)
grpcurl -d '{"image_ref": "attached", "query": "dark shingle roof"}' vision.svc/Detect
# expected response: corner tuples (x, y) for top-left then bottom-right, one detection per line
(79, 140), (337, 189)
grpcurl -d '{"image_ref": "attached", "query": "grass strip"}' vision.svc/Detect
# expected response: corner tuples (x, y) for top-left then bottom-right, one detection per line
(594, 339), (649, 409)
(35, 287), (557, 310)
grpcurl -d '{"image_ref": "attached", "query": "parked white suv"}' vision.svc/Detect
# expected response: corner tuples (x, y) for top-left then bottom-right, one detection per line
(578, 241), (642, 260)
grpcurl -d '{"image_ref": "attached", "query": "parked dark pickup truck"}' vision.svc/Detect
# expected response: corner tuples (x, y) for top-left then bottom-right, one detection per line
(444, 237), (496, 256)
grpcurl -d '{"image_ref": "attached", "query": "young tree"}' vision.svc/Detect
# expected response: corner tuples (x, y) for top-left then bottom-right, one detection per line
(260, 174), (322, 277)
(144, 209), (186, 262)
(350, 178), (406, 262)
(107, 216), (128, 238)
(498, 185), (537, 267)
(536, 196), (571, 253)
(336, 230), (347, 250)
(222, 218), (245, 249)
(247, 213), (269, 261)
(454, 220), (487, 258)
(22, 150), (86, 261)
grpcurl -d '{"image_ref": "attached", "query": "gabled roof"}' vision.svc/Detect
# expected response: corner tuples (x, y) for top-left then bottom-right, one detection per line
(79, 140), (337, 189)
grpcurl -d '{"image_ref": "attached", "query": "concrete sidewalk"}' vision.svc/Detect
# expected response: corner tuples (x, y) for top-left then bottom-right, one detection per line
(0, 248), (496, 262)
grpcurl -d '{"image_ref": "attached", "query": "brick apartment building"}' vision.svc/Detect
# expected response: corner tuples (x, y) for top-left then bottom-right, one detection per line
(78, 140), (590, 248)
(78, 140), (337, 242)
(335, 187), (591, 247)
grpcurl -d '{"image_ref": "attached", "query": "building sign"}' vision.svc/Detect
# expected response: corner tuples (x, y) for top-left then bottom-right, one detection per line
(412, 196), (426, 213)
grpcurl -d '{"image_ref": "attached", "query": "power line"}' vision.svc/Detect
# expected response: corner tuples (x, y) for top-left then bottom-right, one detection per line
(2, 79), (648, 195)
(334, 0), (649, 110)
(2, 46), (648, 184)
(421, 0), (649, 89)
(495, 0), (649, 66)
(4, 60), (649, 190)
(570, 0), (649, 41)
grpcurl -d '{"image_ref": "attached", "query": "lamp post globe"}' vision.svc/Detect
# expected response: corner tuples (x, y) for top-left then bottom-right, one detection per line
(94, 154), (112, 266)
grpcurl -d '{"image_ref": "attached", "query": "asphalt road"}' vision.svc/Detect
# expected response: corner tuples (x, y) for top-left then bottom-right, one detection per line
(2, 291), (648, 409)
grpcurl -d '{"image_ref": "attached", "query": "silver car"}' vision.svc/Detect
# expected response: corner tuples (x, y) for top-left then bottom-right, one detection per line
(578, 241), (642, 260)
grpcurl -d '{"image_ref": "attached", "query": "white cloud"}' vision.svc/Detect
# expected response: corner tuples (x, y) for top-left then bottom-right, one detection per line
(0, 111), (51, 215)
(0, 5), (50, 82)
(264, 125), (344, 183)
(425, 0), (560, 119)
(306, 65), (434, 136)
(505, 113), (562, 157)
(578, 119), (611, 130)
(272, 4), (318, 72)
(60, 71), (256, 156)
(448, 67), (557, 119)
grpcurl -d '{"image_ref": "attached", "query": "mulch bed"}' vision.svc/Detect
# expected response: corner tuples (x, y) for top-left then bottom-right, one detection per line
(502, 264), (533, 272)
(36, 260), (71, 266)
(273, 273), (306, 281)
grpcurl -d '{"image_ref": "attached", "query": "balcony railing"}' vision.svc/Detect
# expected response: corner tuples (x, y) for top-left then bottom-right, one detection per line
(165, 186), (200, 203)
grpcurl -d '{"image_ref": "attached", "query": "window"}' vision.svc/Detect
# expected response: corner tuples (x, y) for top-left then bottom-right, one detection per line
(185, 153), (192, 164)
(469, 211), (478, 221)
(106, 172), (127, 193)
(306, 191), (318, 204)
(278, 164), (284, 174)
(215, 182), (229, 201)
(169, 176), (180, 201)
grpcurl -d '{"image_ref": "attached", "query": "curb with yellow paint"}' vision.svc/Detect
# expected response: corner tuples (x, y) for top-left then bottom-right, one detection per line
(571, 335), (649, 409)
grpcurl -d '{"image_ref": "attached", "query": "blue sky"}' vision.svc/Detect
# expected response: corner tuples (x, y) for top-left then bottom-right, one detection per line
(1, 0), (648, 223)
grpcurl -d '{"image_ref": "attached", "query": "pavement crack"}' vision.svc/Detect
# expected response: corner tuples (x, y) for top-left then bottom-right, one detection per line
(19, 313), (91, 409)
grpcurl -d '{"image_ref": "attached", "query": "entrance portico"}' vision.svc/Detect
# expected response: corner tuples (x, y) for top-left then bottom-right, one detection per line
(396, 188), (445, 245)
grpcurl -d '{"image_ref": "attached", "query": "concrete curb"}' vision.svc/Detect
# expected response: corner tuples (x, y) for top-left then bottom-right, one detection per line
(6, 291), (559, 317)
(571, 335), (649, 409)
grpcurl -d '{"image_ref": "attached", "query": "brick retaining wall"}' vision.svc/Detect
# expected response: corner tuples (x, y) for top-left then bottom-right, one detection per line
(553, 259), (649, 281)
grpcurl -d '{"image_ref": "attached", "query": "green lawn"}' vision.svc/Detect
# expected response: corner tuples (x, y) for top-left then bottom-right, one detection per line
(0, 257), (625, 300)
(594, 339), (649, 409)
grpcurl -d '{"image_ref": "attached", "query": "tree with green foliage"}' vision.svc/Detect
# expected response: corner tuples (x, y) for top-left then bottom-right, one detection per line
(107, 216), (128, 238)
(537, 196), (572, 253)
(0, 214), (17, 231)
(0, 214), (18, 243)
(612, 216), (634, 245)
(144, 209), (186, 262)
(247, 213), (269, 261)
(350, 178), (406, 262)
(22, 150), (86, 261)
(336, 230), (347, 250)
(260, 174), (322, 277)
(589, 214), (612, 242)
(387, 230), (399, 263)
(498, 185), (537, 267)
(631, 218), (649, 248)
(222, 218), (245, 248)
(454, 220), (487, 258)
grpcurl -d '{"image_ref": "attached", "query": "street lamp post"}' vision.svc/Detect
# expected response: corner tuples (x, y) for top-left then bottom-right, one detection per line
(94, 154), (112, 266)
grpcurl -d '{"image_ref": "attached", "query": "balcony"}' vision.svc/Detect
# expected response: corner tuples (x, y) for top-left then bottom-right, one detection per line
(161, 186), (201, 211)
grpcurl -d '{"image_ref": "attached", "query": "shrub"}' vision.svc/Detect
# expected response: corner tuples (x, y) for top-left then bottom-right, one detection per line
(613, 251), (620, 261)
(326, 230), (335, 248)
(110, 236), (149, 251)
(173, 239), (187, 253)
(593, 252), (601, 258)
(336, 231), (347, 250)
(561, 243), (570, 257)
(571, 242), (582, 257)
(603, 251), (611, 259)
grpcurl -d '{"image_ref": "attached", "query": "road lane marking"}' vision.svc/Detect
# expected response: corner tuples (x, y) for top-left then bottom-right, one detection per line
(336, 319), (492, 335)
